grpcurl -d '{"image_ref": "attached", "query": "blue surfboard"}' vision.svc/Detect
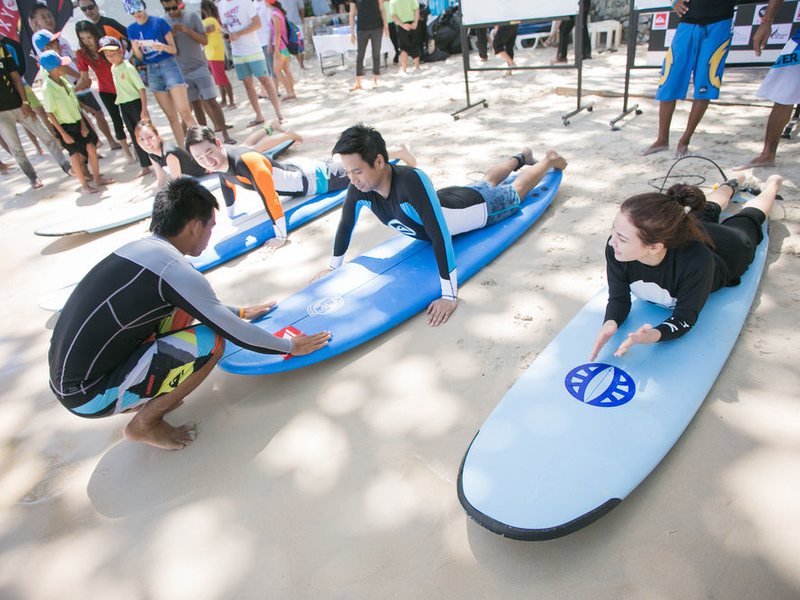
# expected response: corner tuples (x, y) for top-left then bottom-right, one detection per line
(219, 169), (563, 375)
(457, 223), (769, 540)
(33, 140), (294, 237)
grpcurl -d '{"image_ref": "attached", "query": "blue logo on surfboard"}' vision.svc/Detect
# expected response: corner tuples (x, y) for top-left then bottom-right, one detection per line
(564, 363), (636, 407)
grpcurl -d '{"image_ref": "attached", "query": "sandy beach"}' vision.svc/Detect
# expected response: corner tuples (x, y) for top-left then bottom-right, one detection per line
(1, 44), (798, 599)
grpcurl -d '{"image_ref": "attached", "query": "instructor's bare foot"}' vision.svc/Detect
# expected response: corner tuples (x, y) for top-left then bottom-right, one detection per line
(395, 143), (417, 168)
(124, 418), (197, 450)
(642, 141), (669, 156)
(733, 155), (776, 171)
(545, 149), (567, 171)
(674, 142), (690, 158)
(765, 173), (783, 193)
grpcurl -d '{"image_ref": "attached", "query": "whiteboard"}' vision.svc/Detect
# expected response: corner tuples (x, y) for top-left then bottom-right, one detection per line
(635, 1), (672, 9)
(461, 0), (579, 27)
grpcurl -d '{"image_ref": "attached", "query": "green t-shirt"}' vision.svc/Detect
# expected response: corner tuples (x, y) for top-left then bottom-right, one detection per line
(111, 60), (145, 105)
(391, 0), (417, 23)
(41, 75), (82, 124)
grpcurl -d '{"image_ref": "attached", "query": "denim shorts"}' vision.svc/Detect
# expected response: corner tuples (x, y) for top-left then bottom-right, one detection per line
(261, 45), (276, 78)
(146, 56), (187, 92)
(468, 181), (521, 225)
(233, 54), (268, 80)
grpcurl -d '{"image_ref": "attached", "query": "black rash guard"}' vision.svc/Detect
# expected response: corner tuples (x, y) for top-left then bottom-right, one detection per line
(603, 239), (729, 341)
(148, 143), (208, 178)
(682, 0), (736, 25)
(218, 145), (287, 239)
(49, 236), (292, 409)
(331, 164), (458, 299)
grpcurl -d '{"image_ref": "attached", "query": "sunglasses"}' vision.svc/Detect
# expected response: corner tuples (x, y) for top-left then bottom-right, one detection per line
(164, 5), (181, 12)
(80, 3), (97, 11)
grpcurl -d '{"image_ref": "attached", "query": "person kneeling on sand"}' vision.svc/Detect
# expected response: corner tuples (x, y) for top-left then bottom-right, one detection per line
(48, 177), (331, 450)
(315, 123), (567, 327)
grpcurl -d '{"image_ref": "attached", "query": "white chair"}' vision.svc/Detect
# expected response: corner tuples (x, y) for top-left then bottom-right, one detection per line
(588, 19), (622, 51)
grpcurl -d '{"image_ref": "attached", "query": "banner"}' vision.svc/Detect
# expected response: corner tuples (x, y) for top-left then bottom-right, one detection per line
(0, 0), (21, 42)
(16, 0), (73, 84)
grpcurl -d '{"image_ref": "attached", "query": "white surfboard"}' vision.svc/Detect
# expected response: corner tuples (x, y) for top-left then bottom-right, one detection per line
(458, 225), (769, 540)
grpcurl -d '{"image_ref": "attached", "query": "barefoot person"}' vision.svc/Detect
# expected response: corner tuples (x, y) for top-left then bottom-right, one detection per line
(185, 125), (416, 247)
(590, 174), (783, 360)
(643, 0), (736, 158)
(48, 177), (331, 450)
(39, 50), (114, 193)
(348, 0), (388, 91)
(735, 0), (799, 170)
(318, 123), (567, 327)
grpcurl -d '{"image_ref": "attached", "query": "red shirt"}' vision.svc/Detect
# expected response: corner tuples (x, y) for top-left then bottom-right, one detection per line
(75, 49), (115, 94)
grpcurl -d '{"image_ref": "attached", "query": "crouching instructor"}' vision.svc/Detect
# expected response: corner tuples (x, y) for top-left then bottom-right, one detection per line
(48, 177), (330, 450)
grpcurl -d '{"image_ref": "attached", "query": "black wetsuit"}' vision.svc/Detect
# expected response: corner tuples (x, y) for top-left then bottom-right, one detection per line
(148, 143), (207, 178)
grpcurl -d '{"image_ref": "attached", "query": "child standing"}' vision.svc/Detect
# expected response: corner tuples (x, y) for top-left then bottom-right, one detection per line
(39, 50), (115, 193)
(98, 36), (152, 177)
(200, 0), (235, 108)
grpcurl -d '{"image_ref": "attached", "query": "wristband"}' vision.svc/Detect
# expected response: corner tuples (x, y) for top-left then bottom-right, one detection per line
(239, 307), (245, 318)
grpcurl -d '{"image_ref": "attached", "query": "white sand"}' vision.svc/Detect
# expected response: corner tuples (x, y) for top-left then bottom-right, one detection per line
(1, 47), (799, 599)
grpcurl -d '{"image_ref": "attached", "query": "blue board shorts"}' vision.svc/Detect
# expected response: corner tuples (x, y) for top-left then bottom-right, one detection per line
(656, 19), (732, 101)
(146, 56), (187, 93)
(233, 54), (268, 80)
(469, 180), (522, 226)
(65, 310), (222, 418)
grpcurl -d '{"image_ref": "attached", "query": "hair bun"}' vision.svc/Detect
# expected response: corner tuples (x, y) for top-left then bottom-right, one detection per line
(666, 183), (706, 212)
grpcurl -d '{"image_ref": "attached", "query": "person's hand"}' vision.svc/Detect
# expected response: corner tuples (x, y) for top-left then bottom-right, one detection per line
(151, 42), (168, 52)
(140, 110), (150, 122)
(403, 23), (413, 31)
(426, 297), (457, 327)
(589, 319), (618, 361)
(80, 123), (89, 137)
(229, 31), (240, 42)
(350, 32), (355, 45)
(172, 23), (187, 34)
(289, 331), (332, 356)
(266, 236), (286, 249)
(311, 268), (333, 282)
(613, 323), (661, 357)
(241, 301), (277, 320)
(61, 132), (75, 145)
(752, 22), (771, 56)
(383, 26), (389, 38)
(131, 39), (142, 50)
(673, 0), (689, 18)
(20, 103), (34, 119)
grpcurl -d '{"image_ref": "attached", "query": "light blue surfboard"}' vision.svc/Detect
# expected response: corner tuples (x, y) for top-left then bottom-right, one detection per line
(33, 140), (294, 237)
(457, 223), (769, 540)
(219, 169), (563, 375)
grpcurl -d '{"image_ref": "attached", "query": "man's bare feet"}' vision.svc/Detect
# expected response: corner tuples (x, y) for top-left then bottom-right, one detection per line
(282, 94), (297, 101)
(124, 417), (197, 450)
(350, 82), (362, 92)
(733, 155), (776, 171)
(674, 141), (690, 158)
(81, 182), (100, 194)
(642, 141), (669, 156)
(31, 178), (44, 189)
(545, 149), (568, 171)
(94, 176), (115, 186)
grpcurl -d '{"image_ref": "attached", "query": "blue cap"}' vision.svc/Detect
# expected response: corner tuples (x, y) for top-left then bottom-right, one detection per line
(39, 50), (71, 72)
(32, 29), (60, 54)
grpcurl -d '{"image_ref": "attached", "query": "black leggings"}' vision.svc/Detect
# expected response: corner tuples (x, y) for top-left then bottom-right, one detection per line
(98, 91), (126, 141)
(356, 28), (383, 76)
(118, 99), (152, 168)
(700, 203), (766, 284)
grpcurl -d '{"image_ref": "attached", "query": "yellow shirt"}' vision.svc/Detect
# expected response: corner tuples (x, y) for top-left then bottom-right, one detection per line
(203, 16), (225, 62)
(41, 75), (82, 124)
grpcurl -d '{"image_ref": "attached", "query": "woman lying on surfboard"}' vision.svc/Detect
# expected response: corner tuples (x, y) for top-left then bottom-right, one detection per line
(590, 174), (783, 360)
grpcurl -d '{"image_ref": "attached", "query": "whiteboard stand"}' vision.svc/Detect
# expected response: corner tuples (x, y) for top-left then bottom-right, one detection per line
(451, 4), (593, 125)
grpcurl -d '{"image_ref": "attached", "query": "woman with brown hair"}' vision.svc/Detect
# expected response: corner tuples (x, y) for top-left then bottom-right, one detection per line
(590, 174), (783, 360)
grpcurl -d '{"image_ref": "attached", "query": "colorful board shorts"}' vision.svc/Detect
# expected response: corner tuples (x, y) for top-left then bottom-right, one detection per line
(469, 180), (522, 226)
(233, 53), (268, 80)
(656, 19), (733, 101)
(757, 31), (800, 105)
(66, 310), (223, 418)
(207, 59), (231, 87)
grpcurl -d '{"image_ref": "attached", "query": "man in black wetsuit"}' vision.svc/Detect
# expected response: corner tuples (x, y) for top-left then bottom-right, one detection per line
(48, 177), (331, 450)
(317, 123), (567, 327)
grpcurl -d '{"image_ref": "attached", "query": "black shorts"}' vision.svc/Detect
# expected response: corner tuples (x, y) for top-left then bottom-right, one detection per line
(700, 203), (766, 285)
(493, 24), (519, 57)
(57, 120), (99, 157)
(396, 24), (420, 58)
